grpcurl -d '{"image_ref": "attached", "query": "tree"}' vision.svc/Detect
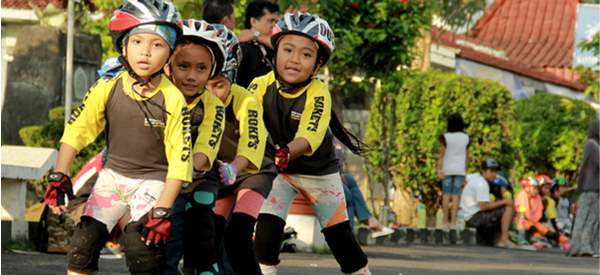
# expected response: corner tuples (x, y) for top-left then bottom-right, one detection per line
(315, 0), (434, 219)
(512, 93), (596, 184)
(572, 32), (600, 101)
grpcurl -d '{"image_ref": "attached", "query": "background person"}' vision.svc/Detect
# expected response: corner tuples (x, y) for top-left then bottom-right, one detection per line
(459, 159), (521, 250)
(436, 113), (470, 228)
(202, 0), (236, 30)
(236, 0), (280, 88)
(567, 118), (599, 257)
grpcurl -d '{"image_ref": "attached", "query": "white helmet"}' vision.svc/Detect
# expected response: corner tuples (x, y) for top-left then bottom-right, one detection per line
(212, 24), (242, 83)
(271, 12), (335, 65)
(181, 19), (227, 79)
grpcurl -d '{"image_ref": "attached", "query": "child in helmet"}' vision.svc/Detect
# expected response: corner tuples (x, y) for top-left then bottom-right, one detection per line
(515, 177), (568, 248)
(204, 24), (278, 275)
(552, 176), (572, 235)
(249, 12), (371, 275)
(162, 19), (227, 275)
(537, 174), (552, 199)
(42, 0), (191, 274)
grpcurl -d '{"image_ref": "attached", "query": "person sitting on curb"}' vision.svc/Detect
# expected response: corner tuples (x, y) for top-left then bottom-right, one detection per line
(459, 159), (524, 250)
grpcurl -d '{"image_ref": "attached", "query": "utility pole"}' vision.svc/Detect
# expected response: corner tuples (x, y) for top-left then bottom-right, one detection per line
(64, 0), (76, 127)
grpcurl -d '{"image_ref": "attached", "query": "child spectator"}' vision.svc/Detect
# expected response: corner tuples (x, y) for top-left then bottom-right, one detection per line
(163, 19), (227, 275)
(544, 178), (571, 247)
(515, 177), (568, 248)
(436, 113), (470, 228)
(205, 24), (278, 275)
(42, 0), (191, 274)
(552, 176), (572, 235)
(249, 12), (372, 275)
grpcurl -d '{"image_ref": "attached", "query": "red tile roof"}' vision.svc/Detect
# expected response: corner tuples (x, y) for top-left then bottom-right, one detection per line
(432, 27), (586, 91)
(2, 0), (66, 10)
(434, 0), (585, 90)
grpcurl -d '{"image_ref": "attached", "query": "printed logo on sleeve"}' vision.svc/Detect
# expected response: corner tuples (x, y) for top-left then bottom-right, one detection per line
(209, 105), (225, 149)
(306, 96), (324, 132)
(248, 83), (258, 93)
(247, 109), (260, 149)
(68, 82), (97, 125)
(181, 106), (192, 162)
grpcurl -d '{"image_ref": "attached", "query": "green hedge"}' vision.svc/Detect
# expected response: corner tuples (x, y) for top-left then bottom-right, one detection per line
(365, 70), (519, 216)
(512, 93), (596, 184)
(19, 107), (105, 190)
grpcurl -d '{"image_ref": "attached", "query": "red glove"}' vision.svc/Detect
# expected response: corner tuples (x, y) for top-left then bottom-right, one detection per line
(275, 146), (290, 172)
(134, 207), (172, 243)
(44, 172), (75, 208)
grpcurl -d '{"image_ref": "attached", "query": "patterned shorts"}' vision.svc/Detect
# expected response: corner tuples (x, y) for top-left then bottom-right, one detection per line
(83, 168), (165, 232)
(259, 172), (348, 229)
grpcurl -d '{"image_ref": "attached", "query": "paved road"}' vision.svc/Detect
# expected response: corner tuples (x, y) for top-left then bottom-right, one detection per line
(2, 245), (598, 275)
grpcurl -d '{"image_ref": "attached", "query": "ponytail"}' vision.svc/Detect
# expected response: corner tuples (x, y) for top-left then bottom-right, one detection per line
(330, 109), (369, 156)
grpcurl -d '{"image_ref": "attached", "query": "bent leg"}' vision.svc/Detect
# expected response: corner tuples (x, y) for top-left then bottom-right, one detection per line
(343, 174), (372, 223)
(183, 191), (218, 274)
(123, 222), (162, 275)
(68, 216), (109, 274)
(164, 194), (185, 275)
(496, 205), (514, 246)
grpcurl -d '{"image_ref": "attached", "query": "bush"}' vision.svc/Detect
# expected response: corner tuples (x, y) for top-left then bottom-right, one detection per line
(18, 107), (105, 190)
(366, 70), (519, 216)
(512, 93), (596, 184)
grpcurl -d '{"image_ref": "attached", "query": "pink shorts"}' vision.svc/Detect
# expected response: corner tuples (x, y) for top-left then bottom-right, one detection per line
(83, 168), (165, 232)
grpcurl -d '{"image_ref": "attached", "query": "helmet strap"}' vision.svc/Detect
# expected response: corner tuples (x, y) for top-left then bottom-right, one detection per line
(118, 56), (162, 87)
(268, 51), (320, 93)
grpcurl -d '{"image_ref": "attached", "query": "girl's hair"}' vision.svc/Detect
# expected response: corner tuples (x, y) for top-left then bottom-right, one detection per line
(447, 113), (465, 132)
(330, 110), (369, 156)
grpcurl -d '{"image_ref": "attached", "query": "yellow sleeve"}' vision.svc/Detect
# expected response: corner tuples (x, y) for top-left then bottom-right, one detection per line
(504, 190), (512, 200)
(246, 72), (273, 115)
(295, 81), (331, 156)
(192, 91), (225, 171)
(60, 78), (109, 151)
(545, 197), (557, 219)
(162, 81), (193, 182)
(232, 85), (267, 173)
(489, 194), (496, 202)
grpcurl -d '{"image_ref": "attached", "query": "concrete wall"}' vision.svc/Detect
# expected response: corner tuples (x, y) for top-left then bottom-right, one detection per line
(1, 25), (102, 145)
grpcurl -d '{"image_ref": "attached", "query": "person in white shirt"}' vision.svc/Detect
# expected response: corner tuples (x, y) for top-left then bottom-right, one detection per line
(460, 159), (519, 249)
(437, 113), (470, 228)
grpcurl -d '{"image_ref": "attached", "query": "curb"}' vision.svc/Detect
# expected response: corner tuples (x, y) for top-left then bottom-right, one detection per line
(354, 227), (560, 247)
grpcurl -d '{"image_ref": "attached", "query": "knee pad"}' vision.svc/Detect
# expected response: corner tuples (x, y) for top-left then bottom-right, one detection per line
(183, 201), (216, 271)
(123, 223), (161, 275)
(322, 221), (368, 274)
(68, 216), (109, 274)
(255, 214), (286, 266)
(224, 213), (261, 275)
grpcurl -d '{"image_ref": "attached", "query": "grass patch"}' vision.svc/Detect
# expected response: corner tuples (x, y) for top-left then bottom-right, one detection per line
(7, 237), (36, 252)
(311, 245), (332, 254)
